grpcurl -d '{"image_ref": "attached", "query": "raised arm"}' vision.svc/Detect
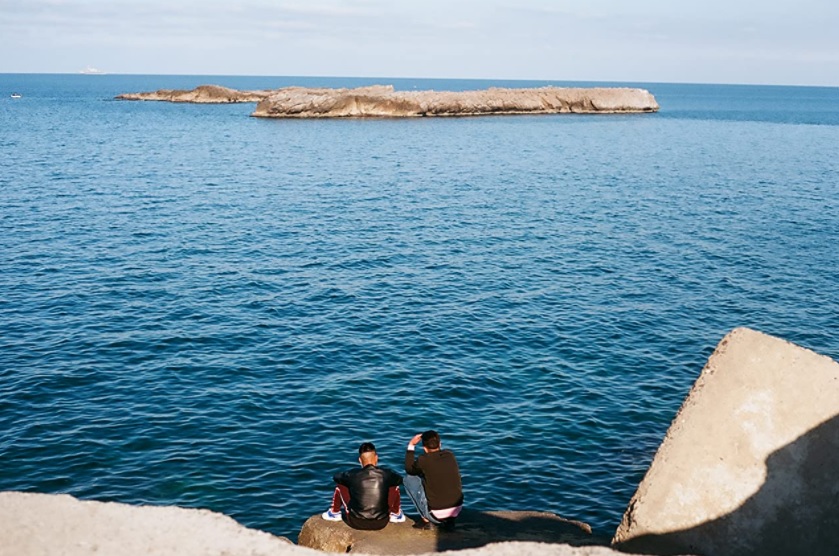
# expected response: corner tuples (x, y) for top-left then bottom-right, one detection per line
(404, 433), (423, 475)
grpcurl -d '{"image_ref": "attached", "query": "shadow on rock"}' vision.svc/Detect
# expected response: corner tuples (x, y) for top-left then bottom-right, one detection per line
(614, 414), (839, 556)
(434, 509), (609, 552)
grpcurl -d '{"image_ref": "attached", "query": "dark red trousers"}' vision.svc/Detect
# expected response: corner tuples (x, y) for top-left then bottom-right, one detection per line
(330, 485), (402, 514)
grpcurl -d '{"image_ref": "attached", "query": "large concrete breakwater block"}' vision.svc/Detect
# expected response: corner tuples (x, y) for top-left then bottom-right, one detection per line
(612, 327), (839, 556)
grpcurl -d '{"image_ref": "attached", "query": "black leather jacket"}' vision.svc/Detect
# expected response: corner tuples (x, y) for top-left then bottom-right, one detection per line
(334, 465), (403, 529)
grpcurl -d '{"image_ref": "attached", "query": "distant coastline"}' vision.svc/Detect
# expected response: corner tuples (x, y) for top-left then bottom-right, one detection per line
(116, 84), (660, 118)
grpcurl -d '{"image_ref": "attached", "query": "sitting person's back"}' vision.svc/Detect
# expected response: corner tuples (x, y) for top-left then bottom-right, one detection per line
(323, 442), (404, 530)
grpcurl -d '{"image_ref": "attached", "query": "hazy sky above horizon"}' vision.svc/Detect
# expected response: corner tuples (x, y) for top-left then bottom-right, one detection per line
(1, 0), (837, 86)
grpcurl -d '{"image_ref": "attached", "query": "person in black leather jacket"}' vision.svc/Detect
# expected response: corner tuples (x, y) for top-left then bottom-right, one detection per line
(321, 442), (405, 530)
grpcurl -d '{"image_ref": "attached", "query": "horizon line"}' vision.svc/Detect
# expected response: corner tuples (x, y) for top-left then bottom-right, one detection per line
(1, 71), (837, 89)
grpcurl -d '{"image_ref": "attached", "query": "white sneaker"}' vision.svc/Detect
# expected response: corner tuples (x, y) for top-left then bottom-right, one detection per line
(389, 510), (406, 523)
(322, 509), (342, 521)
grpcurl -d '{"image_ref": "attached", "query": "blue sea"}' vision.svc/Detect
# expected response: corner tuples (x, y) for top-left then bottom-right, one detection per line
(1, 74), (837, 541)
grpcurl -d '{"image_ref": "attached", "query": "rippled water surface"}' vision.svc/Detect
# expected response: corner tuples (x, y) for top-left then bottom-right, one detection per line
(1, 74), (838, 540)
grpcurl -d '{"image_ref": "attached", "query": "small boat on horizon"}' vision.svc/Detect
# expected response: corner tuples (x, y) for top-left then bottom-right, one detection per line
(10, 93), (22, 99)
(80, 67), (107, 75)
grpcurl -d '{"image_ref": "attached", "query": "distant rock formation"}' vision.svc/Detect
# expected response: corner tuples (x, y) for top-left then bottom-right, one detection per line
(116, 85), (659, 117)
(298, 509), (602, 554)
(116, 84), (273, 103)
(251, 85), (658, 118)
(612, 328), (839, 556)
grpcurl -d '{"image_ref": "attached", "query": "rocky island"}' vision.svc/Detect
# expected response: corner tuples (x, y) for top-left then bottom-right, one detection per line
(115, 84), (659, 118)
(116, 84), (273, 103)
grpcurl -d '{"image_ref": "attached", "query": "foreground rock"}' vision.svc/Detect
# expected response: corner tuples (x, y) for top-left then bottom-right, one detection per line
(0, 492), (640, 556)
(116, 84), (273, 103)
(0, 491), (297, 556)
(116, 85), (659, 116)
(612, 328), (839, 556)
(299, 509), (606, 554)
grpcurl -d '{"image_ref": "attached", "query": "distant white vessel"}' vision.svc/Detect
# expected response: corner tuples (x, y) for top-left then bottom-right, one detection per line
(10, 93), (22, 99)
(80, 67), (107, 75)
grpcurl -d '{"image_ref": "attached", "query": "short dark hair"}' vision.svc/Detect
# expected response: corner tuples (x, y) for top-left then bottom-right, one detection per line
(421, 430), (440, 450)
(358, 442), (376, 455)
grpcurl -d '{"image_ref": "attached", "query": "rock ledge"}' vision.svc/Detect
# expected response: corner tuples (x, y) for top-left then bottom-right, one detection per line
(298, 509), (605, 554)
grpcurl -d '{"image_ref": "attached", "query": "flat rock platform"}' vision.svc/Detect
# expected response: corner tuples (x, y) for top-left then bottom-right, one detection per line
(298, 509), (605, 554)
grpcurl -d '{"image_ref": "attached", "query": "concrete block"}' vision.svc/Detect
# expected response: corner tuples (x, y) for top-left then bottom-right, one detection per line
(0, 491), (298, 556)
(612, 328), (839, 555)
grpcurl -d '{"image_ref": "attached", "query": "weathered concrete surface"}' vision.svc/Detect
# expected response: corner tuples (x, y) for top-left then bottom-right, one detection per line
(612, 327), (839, 556)
(298, 509), (605, 554)
(252, 85), (659, 118)
(0, 491), (298, 556)
(116, 84), (273, 103)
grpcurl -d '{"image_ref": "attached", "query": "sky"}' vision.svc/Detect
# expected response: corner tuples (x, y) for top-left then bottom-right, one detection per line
(1, 0), (837, 86)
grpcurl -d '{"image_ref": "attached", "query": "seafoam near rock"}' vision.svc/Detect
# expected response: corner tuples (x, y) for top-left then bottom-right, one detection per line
(612, 327), (839, 556)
